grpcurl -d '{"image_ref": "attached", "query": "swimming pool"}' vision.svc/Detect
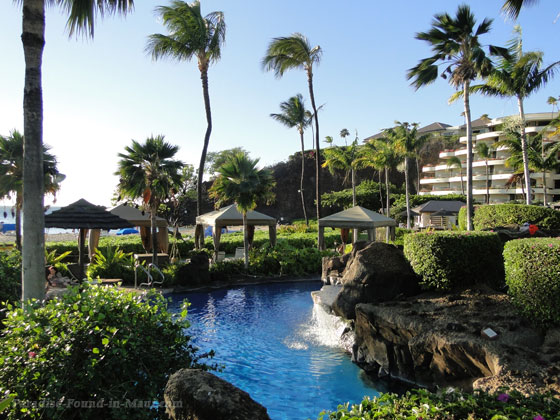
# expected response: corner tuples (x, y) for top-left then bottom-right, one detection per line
(169, 281), (390, 420)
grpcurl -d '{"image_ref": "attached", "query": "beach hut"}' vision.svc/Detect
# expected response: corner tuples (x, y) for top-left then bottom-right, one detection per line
(45, 199), (133, 279)
(195, 204), (276, 259)
(318, 206), (396, 250)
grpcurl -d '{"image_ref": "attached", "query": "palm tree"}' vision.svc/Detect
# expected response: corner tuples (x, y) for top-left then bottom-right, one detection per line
(340, 128), (350, 145)
(496, 127), (530, 201)
(355, 141), (385, 215)
(451, 26), (560, 205)
(475, 142), (492, 204)
(530, 136), (560, 206)
(502, 0), (539, 18)
(389, 121), (431, 229)
(20, 0), (134, 302)
(408, 4), (500, 231)
(209, 152), (276, 269)
(116, 135), (183, 265)
(0, 129), (62, 251)
(270, 94), (310, 225)
(322, 135), (360, 206)
(146, 0), (226, 218)
(263, 33), (323, 235)
(324, 136), (334, 147)
(547, 96), (559, 116)
(446, 156), (465, 196)
(370, 137), (403, 219)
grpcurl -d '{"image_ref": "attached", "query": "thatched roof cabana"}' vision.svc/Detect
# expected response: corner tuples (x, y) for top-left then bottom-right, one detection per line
(45, 199), (133, 279)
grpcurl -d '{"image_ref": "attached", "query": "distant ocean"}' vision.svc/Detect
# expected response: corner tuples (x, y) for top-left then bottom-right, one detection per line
(1, 206), (77, 235)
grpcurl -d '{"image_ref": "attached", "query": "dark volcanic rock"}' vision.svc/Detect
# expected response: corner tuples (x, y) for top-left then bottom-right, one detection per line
(165, 369), (271, 420)
(331, 242), (421, 319)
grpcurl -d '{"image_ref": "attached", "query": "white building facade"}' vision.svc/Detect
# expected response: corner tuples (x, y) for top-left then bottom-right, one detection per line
(419, 112), (560, 204)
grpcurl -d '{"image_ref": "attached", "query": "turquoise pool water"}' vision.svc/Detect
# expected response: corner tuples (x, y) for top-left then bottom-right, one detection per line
(169, 281), (391, 420)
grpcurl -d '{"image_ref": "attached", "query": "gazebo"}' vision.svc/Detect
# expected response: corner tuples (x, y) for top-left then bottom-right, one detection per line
(318, 205), (396, 250)
(195, 204), (276, 259)
(45, 199), (133, 279)
(109, 204), (169, 253)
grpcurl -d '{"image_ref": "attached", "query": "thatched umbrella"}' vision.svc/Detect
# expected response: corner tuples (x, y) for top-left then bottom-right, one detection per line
(45, 199), (133, 279)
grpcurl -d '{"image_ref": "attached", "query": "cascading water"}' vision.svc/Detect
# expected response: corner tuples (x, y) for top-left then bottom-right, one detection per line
(301, 301), (352, 349)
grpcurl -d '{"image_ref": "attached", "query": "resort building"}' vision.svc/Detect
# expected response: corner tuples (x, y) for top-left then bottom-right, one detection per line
(419, 112), (560, 204)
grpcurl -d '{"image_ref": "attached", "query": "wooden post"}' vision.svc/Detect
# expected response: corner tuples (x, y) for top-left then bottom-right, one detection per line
(318, 226), (325, 250)
(78, 228), (86, 280)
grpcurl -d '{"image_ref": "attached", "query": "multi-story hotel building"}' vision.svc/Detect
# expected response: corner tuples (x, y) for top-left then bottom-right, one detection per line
(419, 112), (560, 204)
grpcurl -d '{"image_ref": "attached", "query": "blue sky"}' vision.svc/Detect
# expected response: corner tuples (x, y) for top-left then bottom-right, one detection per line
(1, 1), (559, 207)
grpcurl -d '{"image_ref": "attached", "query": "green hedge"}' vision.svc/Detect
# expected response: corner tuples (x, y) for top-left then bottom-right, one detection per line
(318, 388), (559, 420)
(458, 204), (560, 231)
(403, 231), (504, 290)
(504, 238), (560, 325)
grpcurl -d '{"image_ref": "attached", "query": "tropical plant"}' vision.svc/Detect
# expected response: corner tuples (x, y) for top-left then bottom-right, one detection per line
(496, 124), (533, 201)
(270, 94), (311, 225)
(208, 152), (276, 268)
(205, 147), (247, 178)
(547, 95), (559, 115)
(146, 0), (226, 218)
(446, 156), (465, 196)
(339, 128), (350, 144)
(528, 134), (560, 206)
(0, 129), (63, 251)
(408, 4), (502, 231)
(86, 245), (135, 283)
(451, 25), (560, 205)
(115, 135), (183, 265)
(324, 136), (334, 147)
(322, 133), (360, 207)
(502, 0), (539, 18)
(19, 0), (134, 302)
(388, 122), (430, 228)
(263, 33), (323, 242)
(475, 141), (492, 203)
(355, 141), (387, 215)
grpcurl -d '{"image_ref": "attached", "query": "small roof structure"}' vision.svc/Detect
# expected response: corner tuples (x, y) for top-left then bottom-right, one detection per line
(194, 204), (277, 259)
(45, 199), (133, 280)
(196, 204), (276, 227)
(412, 200), (465, 214)
(318, 206), (396, 229)
(45, 199), (133, 230)
(110, 203), (167, 228)
(431, 208), (458, 217)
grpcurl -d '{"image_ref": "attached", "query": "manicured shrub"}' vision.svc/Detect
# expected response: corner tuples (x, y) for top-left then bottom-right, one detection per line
(0, 285), (214, 420)
(458, 204), (560, 231)
(503, 238), (560, 325)
(403, 231), (504, 290)
(318, 388), (560, 420)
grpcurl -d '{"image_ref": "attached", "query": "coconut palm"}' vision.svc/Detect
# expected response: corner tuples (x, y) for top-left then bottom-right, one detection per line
(322, 134), (360, 207)
(324, 136), (334, 147)
(547, 96), (559, 116)
(0, 129), (62, 251)
(502, 0), (539, 18)
(451, 26), (560, 205)
(355, 141), (385, 216)
(388, 122), (431, 229)
(209, 152), (276, 269)
(496, 128), (531, 201)
(340, 128), (350, 145)
(446, 156), (465, 196)
(369, 137), (403, 218)
(20, 0), (134, 302)
(263, 33), (323, 234)
(475, 142), (492, 204)
(146, 0), (226, 218)
(270, 94), (311, 225)
(408, 4), (501, 231)
(116, 135), (183, 265)
(530, 136), (560, 206)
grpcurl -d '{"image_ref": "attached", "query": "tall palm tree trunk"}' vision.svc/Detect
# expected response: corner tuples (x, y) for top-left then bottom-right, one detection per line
(22, 0), (46, 302)
(150, 203), (159, 266)
(197, 66), (212, 217)
(243, 212), (249, 269)
(15, 194), (22, 251)
(299, 130), (308, 225)
(378, 171), (384, 215)
(464, 82), (474, 231)
(405, 157), (411, 229)
(460, 171), (465, 196)
(307, 70), (321, 242)
(485, 160), (490, 204)
(351, 168), (356, 206)
(543, 170), (548, 206)
(416, 157), (421, 194)
(385, 167), (390, 242)
(517, 96), (532, 205)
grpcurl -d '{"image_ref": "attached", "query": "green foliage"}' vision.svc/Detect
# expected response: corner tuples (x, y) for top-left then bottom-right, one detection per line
(391, 194), (466, 224)
(391, 227), (413, 247)
(318, 388), (560, 420)
(86, 245), (135, 283)
(458, 206), (467, 230)
(403, 231), (504, 290)
(0, 250), (21, 307)
(460, 204), (560, 231)
(0, 285), (213, 420)
(321, 180), (388, 210)
(503, 238), (560, 325)
(209, 243), (335, 280)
